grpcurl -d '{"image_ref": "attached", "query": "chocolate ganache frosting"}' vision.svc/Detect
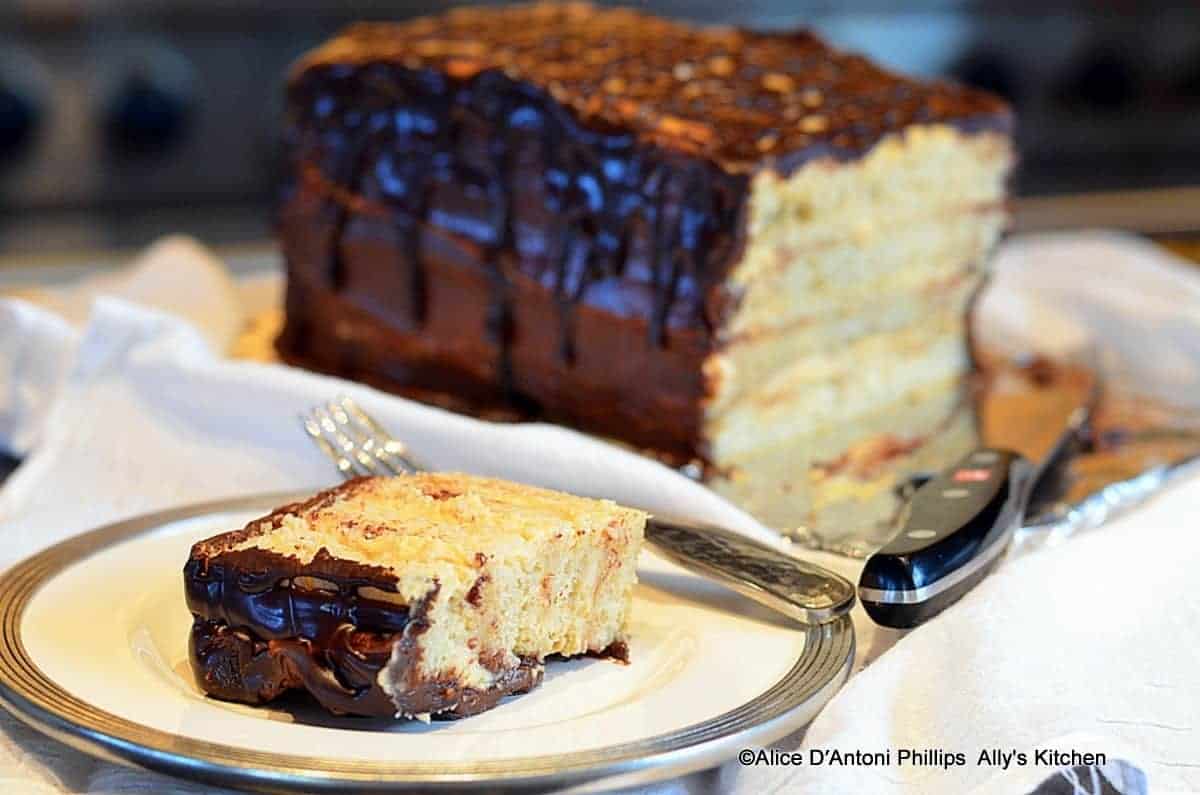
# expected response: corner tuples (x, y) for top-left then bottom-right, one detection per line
(275, 4), (1011, 462)
(183, 490), (543, 718)
(185, 547), (544, 718)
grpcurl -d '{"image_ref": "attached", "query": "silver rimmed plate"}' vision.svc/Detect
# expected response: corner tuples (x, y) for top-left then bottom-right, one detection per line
(0, 492), (854, 793)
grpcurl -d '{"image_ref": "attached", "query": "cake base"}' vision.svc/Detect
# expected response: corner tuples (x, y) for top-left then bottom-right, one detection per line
(190, 618), (543, 719)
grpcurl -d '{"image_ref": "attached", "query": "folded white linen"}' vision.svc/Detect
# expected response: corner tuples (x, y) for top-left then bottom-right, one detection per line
(0, 230), (1197, 794)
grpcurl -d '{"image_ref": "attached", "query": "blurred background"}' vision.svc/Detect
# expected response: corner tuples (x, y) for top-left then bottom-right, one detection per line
(2, 1), (1200, 256)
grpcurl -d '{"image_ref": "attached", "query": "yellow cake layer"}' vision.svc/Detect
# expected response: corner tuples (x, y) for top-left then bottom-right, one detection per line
(705, 306), (970, 463)
(735, 125), (1011, 268)
(709, 396), (977, 542)
(695, 124), (1008, 539)
(225, 474), (646, 693)
(723, 209), (1003, 338)
(705, 270), (982, 418)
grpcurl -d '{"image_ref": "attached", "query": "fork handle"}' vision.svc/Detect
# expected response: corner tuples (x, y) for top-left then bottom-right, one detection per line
(644, 517), (856, 626)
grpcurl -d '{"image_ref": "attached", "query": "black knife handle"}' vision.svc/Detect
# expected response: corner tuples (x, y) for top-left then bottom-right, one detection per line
(859, 448), (1031, 628)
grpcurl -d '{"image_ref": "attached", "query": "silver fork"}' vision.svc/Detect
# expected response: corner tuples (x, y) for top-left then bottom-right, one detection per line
(300, 395), (857, 627)
(301, 398), (423, 477)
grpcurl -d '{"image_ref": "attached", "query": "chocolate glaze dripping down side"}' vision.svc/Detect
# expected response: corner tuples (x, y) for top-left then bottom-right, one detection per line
(188, 618), (543, 718)
(474, 75), (520, 401)
(282, 57), (749, 329)
(277, 61), (749, 458)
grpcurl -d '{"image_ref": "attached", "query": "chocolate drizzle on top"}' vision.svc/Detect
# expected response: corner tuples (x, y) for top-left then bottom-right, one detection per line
(295, 3), (1011, 172)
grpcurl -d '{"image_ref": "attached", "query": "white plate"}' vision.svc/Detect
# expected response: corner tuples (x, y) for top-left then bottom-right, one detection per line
(0, 493), (853, 792)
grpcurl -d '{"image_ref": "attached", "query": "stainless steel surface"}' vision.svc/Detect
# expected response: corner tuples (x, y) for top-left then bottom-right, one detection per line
(301, 395), (857, 627)
(0, 492), (854, 793)
(1002, 360), (1200, 556)
(1014, 452), (1200, 557)
(1023, 368), (1102, 521)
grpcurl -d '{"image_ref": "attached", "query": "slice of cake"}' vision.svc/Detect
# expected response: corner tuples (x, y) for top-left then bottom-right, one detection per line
(184, 473), (646, 719)
(275, 3), (1013, 546)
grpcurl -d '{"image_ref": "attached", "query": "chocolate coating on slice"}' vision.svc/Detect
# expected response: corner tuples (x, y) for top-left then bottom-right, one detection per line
(185, 562), (544, 718)
(184, 556), (411, 642)
(189, 618), (542, 718)
(184, 478), (547, 718)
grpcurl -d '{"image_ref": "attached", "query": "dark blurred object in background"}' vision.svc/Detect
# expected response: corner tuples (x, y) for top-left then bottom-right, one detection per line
(2, 1), (1199, 253)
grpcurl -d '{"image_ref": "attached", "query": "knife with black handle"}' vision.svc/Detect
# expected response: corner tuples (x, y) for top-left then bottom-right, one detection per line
(859, 382), (1098, 628)
(858, 449), (1033, 628)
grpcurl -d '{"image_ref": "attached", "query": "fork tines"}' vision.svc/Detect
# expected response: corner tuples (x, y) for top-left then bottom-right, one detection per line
(300, 396), (422, 479)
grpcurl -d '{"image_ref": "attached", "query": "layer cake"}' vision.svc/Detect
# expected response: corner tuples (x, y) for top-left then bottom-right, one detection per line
(275, 3), (1013, 545)
(185, 473), (646, 718)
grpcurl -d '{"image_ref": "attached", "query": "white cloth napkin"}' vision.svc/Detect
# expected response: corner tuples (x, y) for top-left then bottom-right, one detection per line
(1, 231), (1198, 794)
